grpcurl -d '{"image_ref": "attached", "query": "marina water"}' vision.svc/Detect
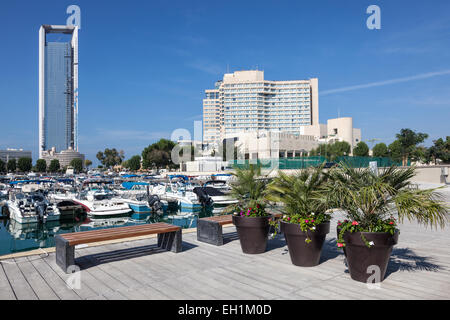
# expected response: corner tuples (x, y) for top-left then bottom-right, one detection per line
(0, 206), (226, 256)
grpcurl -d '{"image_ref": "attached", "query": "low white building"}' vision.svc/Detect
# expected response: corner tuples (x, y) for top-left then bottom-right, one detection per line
(303, 117), (361, 150)
(224, 131), (318, 160)
(182, 156), (229, 172)
(40, 147), (85, 168)
(222, 117), (362, 160)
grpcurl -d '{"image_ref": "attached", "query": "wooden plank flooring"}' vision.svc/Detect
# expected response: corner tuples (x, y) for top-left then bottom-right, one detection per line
(1, 212), (450, 300)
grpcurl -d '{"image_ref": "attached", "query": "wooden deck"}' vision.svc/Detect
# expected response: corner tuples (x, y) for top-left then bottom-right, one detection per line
(1, 212), (450, 300)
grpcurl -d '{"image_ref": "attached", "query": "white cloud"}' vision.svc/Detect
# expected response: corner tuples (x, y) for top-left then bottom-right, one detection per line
(321, 69), (450, 96)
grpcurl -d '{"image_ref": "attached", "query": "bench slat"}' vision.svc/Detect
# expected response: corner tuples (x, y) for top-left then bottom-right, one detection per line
(68, 229), (179, 246)
(61, 226), (179, 240)
(61, 226), (161, 238)
(62, 226), (180, 242)
(60, 223), (180, 246)
(61, 223), (174, 238)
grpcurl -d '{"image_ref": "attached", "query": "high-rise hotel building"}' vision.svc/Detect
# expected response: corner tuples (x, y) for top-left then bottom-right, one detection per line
(202, 70), (319, 145)
(39, 25), (79, 158)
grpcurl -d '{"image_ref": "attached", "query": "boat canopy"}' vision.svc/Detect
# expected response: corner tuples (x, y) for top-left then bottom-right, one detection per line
(9, 179), (54, 185)
(168, 175), (189, 181)
(121, 174), (139, 178)
(121, 181), (149, 190)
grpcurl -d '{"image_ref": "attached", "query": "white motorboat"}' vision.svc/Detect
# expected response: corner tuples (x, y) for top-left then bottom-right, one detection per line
(112, 182), (163, 214)
(155, 178), (203, 211)
(5, 190), (61, 224)
(71, 179), (132, 216)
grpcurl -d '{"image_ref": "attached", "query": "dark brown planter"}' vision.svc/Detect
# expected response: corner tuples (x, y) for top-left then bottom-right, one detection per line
(280, 221), (330, 267)
(343, 231), (399, 283)
(232, 215), (270, 254)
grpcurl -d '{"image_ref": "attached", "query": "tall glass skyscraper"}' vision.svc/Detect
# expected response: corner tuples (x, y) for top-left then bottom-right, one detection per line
(39, 25), (78, 157)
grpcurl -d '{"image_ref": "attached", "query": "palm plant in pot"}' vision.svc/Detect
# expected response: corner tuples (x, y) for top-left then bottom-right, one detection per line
(327, 164), (448, 283)
(227, 164), (271, 254)
(265, 165), (332, 267)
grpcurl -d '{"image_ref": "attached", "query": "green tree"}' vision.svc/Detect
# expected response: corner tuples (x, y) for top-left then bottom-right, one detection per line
(179, 144), (197, 162)
(127, 155), (142, 171)
(17, 157), (32, 172)
(353, 141), (369, 157)
(84, 159), (92, 169)
(7, 159), (16, 172)
(395, 128), (428, 166)
(410, 146), (429, 164)
(96, 148), (125, 168)
(48, 159), (60, 173)
(0, 159), (5, 173)
(372, 143), (389, 158)
(142, 139), (176, 169)
(70, 158), (83, 173)
(144, 149), (171, 169)
(429, 137), (450, 164)
(331, 141), (351, 158)
(388, 140), (403, 163)
(311, 141), (351, 160)
(35, 159), (47, 172)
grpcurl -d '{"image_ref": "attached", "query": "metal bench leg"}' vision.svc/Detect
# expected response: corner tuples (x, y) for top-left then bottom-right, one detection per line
(55, 235), (75, 274)
(157, 229), (182, 253)
(197, 220), (223, 246)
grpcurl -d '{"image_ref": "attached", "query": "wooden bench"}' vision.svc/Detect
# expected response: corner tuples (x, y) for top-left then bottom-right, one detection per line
(55, 222), (182, 273)
(197, 213), (282, 246)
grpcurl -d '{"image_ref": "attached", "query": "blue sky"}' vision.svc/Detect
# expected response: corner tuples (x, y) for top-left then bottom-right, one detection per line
(1, 0), (449, 165)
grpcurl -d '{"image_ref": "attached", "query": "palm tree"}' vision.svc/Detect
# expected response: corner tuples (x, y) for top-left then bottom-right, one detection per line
(226, 164), (269, 215)
(326, 164), (448, 230)
(265, 165), (333, 266)
(265, 165), (330, 219)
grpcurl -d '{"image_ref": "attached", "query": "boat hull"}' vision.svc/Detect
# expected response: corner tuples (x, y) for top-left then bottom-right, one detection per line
(72, 199), (132, 217)
(7, 203), (60, 224)
(88, 208), (132, 216)
(128, 203), (151, 213)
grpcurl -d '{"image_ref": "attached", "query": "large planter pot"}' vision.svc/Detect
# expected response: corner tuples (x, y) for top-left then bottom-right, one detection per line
(280, 221), (330, 267)
(232, 215), (270, 254)
(343, 231), (399, 283)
